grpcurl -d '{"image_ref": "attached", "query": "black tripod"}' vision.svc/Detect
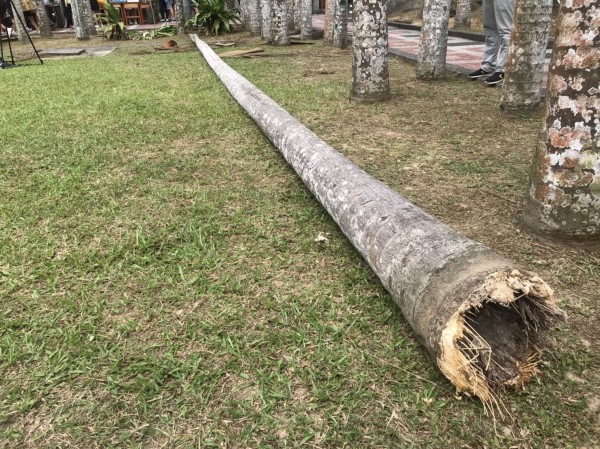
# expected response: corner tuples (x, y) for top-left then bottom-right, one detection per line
(0, 0), (43, 68)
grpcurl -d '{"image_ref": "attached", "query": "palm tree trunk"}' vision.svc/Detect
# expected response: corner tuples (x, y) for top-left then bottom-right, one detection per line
(34, 0), (53, 37)
(453, 0), (471, 29)
(174, 0), (186, 34)
(500, 0), (553, 113)
(323, 0), (334, 43)
(350, 0), (389, 102)
(271, 0), (289, 44)
(10, 0), (28, 43)
(299, 0), (312, 39)
(261, 0), (272, 40)
(247, 0), (262, 34)
(417, 0), (451, 78)
(332, 0), (347, 49)
(71, 0), (90, 40)
(286, 0), (295, 29)
(192, 34), (566, 404)
(522, 0), (600, 246)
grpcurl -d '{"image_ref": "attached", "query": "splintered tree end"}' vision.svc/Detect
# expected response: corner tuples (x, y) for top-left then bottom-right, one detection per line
(438, 270), (566, 408)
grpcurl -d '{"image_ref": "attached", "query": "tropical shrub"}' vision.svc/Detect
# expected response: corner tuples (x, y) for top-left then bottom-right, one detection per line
(188, 0), (240, 36)
(96, 2), (129, 40)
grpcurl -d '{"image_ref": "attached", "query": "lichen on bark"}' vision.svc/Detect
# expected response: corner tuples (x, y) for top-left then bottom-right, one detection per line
(522, 1), (600, 245)
(416, 0), (451, 79)
(350, 0), (390, 102)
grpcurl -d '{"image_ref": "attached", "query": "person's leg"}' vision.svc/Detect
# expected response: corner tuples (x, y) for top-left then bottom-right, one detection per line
(493, 0), (516, 73)
(481, 0), (500, 72)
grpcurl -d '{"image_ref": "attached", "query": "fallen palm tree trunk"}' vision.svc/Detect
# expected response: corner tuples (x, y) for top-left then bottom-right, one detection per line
(190, 35), (566, 405)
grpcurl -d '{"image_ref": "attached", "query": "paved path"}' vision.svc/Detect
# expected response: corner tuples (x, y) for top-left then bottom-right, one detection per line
(312, 14), (551, 87)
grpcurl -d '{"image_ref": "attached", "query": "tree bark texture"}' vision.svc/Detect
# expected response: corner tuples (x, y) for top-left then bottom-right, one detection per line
(332, 0), (348, 49)
(323, 0), (334, 43)
(500, 0), (553, 113)
(77, 0), (97, 36)
(294, 0), (302, 31)
(34, 0), (53, 37)
(247, 0), (262, 34)
(453, 0), (471, 29)
(271, 0), (289, 44)
(10, 0), (28, 43)
(350, 0), (390, 102)
(286, 0), (295, 29)
(191, 34), (566, 404)
(417, 0), (451, 78)
(261, 0), (272, 40)
(174, 0), (186, 34)
(71, 0), (90, 40)
(299, 0), (312, 39)
(522, 1), (600, 245)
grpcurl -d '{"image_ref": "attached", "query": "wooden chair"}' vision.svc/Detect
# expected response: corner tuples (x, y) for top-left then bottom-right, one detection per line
(139, 2), (153, 24)
(123, 3), (142, 25)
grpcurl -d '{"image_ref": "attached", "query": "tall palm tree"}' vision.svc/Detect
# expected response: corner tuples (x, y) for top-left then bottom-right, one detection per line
(522, 0), (600, 245)
(417, 0), (451, 78)
(350, 0), (389, 102)
(332, 0), (347, 48)
(71, 0), (90, 40)
(271, 0), (289, 44)
(261, 0), (272, 40)
(299, 0), (312, 39)
(500, 0), (553, 113)
(247, 0), (261, 34)
(453, 0), (471, 29)
(34, 0), (53, 37)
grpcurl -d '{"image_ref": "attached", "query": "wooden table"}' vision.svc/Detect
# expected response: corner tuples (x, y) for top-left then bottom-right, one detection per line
(109, 1), (154, 25)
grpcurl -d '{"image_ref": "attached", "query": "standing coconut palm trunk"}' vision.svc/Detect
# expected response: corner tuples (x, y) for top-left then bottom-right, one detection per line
(417, 0), (451, 78)
(350, 0), (390, 102)
(522, 0), (600, 245)
(34, 0), (53, 37)
(174, 0), (186, 34)
(500, 0), (553, 113)
(10, 0), (28, 43)
(299, 0), (312, 39)
(453, 0), (471, 29)
(323, 0), (334, 43)
(332, 0), (347, 48)
(71, 0), (90, 40)
(271, 0), (289, 44)
(246, 0), (262, 34)
(261, 0), (272, 39)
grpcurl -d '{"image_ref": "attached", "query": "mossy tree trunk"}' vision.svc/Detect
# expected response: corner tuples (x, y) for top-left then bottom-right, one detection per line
(522, 0), (600, 246)
(174, 0), (186, 34)
(417, 0), (451, 78)
(192, 34), (567, 405)
(500, 0), (553, 114)
(350, 0), (390, 102)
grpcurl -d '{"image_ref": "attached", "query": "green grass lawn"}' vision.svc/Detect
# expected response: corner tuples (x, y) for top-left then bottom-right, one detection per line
(1, 36), (599, 448)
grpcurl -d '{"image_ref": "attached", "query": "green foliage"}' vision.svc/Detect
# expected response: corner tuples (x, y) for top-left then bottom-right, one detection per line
(142, 24), (178, 39)
(187, 0), (240, 36)
(96, 2), (129, 40)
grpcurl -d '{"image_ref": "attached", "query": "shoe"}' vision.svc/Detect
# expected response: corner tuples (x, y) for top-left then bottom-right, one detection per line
(485, 71), (504, 85)
(467, 68), (491, 80)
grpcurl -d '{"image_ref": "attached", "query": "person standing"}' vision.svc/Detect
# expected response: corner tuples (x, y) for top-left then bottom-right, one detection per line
(468, 0), (516, 85)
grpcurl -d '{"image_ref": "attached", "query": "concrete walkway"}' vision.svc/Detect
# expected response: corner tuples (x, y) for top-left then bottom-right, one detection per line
(311, 14), (552, 87)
